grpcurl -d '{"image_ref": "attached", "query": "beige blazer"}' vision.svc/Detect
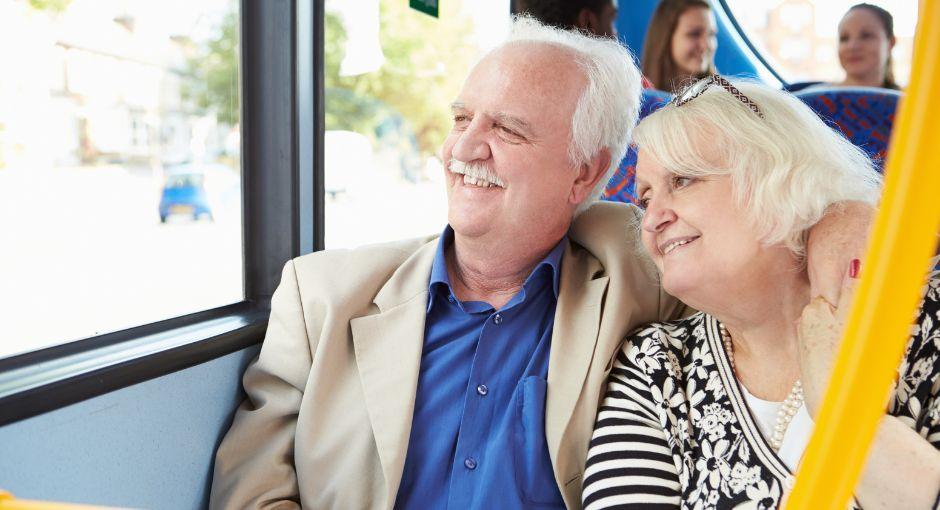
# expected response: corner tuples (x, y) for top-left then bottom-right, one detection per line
(209, 202), (684, 510)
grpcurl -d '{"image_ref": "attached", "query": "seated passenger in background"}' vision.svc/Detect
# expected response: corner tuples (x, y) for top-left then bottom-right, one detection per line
(522, 0), (618, 38)
(641, 0), (717, 93)
(521, 0), (661, 89)
(835, 3), (900, 90)
(583, 77), (940, 509)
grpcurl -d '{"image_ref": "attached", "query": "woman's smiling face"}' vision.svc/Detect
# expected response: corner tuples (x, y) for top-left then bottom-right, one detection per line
(670, 6), (717, 77)
(838, 7), (894, 84)
(635, 149), (768, 306)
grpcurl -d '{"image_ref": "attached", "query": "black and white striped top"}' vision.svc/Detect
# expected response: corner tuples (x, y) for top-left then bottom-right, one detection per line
(583, 275), (940, 509)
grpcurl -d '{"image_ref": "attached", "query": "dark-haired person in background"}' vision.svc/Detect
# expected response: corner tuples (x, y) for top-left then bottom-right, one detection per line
(641, 0), (717, 93)
(836, 3), (900, 89)
(520, 0), (619, 38)
(521, 0), (664, 89)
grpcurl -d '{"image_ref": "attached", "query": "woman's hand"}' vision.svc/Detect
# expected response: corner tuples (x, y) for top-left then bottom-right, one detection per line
(795, 259), (940, 509)
(805, 202), (872, 305)
(797, 259), (859, 418)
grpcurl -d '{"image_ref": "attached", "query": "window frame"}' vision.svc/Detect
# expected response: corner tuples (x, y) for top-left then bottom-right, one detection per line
(714, 0), (789, 86)
(0, 0), (325, 427)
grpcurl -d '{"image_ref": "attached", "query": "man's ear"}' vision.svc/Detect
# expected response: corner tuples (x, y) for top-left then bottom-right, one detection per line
(575, 8), (598, 34)
(570, 148), (612, 205)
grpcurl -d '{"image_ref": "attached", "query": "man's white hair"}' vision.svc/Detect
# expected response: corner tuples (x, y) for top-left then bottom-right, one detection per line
(502, 16), (643, 215)
(633, 79), (882, 257)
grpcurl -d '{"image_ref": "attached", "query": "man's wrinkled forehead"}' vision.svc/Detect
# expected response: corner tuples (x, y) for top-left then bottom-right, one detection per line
(458, 41), (586, 114)
(481, 40), (583, 81)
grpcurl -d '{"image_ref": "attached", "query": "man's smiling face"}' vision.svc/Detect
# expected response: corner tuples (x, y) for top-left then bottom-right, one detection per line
(441, 42), (588, 248)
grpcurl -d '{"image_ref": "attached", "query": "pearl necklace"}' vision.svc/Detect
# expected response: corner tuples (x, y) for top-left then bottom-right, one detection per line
(719, 323), (804, 452)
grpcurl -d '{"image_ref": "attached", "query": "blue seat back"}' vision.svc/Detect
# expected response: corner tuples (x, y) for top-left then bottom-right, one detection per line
(795, 87), (901, 171)
(603, 88), (671, 204)
(783, 81), (823, 93)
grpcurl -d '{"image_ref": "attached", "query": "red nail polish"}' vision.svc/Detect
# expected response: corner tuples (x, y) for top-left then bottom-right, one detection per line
(849, 259), (861, 279)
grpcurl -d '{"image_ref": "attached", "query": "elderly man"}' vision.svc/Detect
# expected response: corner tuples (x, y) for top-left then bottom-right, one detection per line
(209, 17), (868, 510)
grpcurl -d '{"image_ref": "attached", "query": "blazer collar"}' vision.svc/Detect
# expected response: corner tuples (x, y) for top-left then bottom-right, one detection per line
(349, 237), (438, 507)
(545, 241), (608, 482)
(350, 227), (612, 506)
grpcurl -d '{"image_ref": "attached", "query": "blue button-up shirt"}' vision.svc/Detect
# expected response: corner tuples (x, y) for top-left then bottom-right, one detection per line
(394, 227), (567, 509)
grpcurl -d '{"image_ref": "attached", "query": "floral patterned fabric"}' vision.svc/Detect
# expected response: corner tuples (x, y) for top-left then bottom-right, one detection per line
(583, 274), (940, 510)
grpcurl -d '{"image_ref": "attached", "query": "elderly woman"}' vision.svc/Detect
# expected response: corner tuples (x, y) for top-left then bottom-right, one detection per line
(582, 77), (940, 509)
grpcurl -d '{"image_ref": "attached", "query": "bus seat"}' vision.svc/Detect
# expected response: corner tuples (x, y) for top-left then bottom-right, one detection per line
(783, 81), (823, 93)
(603, 88), (672, 205)
(639, 88), (672, 118)
(795, 87), (902, 171)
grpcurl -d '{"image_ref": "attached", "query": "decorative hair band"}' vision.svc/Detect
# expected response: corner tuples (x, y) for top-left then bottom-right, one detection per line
(672, 74), (765, 119)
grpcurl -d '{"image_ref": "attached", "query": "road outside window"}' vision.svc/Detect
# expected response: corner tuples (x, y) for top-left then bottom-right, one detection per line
(0, 0), (242, 359)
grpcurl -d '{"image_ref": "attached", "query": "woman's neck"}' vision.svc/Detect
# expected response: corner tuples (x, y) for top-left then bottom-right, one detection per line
(710, 266), (811, 400)
(840, 70), (886, 88)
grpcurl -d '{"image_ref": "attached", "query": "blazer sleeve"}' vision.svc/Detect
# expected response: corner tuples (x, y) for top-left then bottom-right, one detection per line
(209, 260), (314, 510)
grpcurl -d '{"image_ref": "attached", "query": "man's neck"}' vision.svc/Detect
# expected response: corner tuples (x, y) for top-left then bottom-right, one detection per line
(445, 232), (563, 310)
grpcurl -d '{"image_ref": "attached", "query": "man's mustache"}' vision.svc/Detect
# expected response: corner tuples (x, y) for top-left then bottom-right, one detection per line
(448, 159), (505, 188)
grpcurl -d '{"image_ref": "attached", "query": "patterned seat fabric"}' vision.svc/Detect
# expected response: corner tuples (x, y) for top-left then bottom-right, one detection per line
(795, 86), (901, 172)
(602, 88), (671, 205)
(602, 86), (900, 206)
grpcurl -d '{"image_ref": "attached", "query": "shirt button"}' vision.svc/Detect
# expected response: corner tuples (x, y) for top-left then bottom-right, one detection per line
(448, 295), (456, 303)
(476, 384), (488, 396)
(493, 313), (503, 325)
(464, 457), (477, 470)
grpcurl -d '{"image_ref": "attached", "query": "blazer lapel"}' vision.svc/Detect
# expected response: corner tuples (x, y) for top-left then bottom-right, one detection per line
(350, 239), (437, 506)
(545, 243), (609, 478)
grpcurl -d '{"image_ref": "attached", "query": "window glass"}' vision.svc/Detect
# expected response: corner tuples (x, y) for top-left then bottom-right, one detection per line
(725, 0), (917, 86)
(0, 0), (242, 359)
(324, 0), (510, 248)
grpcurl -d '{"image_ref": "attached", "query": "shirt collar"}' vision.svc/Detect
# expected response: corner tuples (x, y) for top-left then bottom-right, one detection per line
(427, 226), (566, 312)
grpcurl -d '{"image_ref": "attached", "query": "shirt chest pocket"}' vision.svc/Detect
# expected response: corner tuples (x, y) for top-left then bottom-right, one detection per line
(513, 376), (565, 507)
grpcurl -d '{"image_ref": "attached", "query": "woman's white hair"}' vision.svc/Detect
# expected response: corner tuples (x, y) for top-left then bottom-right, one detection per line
(633, 79), (882, 257)
(503, 16), (643, 215)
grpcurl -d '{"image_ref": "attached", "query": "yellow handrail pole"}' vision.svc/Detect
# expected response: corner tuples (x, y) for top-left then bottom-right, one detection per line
(0, 491), (128, 510)
(787, 2), (940, 508)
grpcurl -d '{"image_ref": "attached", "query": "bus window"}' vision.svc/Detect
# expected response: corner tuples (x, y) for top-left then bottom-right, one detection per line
(724, 0), (917, 87)
(324, 0), (510, 248)
(0, 0), (242, 359)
